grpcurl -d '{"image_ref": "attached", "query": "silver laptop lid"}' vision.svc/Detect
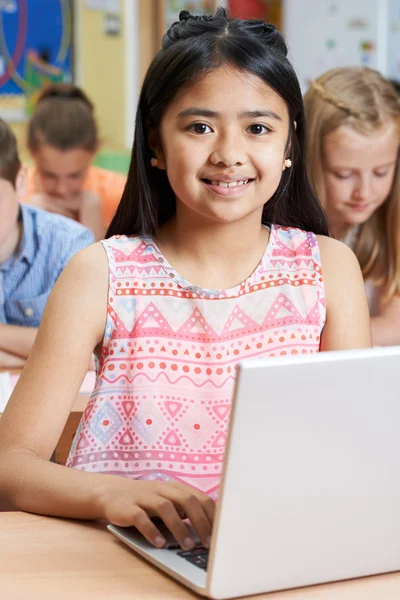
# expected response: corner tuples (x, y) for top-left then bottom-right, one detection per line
(208, 347), (400, 598)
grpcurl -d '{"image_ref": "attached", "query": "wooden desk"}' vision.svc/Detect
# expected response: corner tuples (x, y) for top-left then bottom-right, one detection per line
(2, 512), (400, 600)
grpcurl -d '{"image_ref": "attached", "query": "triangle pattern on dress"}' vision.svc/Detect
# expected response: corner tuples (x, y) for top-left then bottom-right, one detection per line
(83, 403), (94, 422)
(163, 430), (182, 446)
(77, 433), (91, 450)
(164, 401), (183, 418)
(177, 308), (217, 339)
(305, 300), (323, 322)
(134, 302), (175, 335)
(211, 431), (227, 448)
(262, 293), (304, 326)
(121, 401), (136, 418)
(119, 429), (135, 445)
(221, 305), (261, 336)
(210, 404), (230, 420)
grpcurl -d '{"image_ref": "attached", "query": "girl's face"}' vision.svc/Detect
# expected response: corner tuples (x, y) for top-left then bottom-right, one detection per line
(322, 122), (399, 235)
(32, 145), (94, 199)
(155, 66), (290, 226)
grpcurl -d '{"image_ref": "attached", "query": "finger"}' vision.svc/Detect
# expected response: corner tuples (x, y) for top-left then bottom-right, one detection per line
(126, 506), (167, 548)
(150, 497), (196, 550)
(171, 491), (213, 548)
(199, 493), (216, 528)
(171, 484), (216, 528)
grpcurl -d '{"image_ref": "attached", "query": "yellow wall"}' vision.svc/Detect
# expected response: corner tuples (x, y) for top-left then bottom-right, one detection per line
(75, 0), (127, 149)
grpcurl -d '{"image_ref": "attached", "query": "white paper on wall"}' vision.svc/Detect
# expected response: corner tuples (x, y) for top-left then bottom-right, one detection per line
(388, 0), (400, 81)
(283, 0), (394, 93)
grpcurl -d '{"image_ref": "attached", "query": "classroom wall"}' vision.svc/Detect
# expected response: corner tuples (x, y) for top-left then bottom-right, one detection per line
(73, 0), (128, 149)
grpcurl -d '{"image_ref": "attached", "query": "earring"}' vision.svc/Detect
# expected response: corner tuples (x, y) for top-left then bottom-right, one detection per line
(150, 158), (158, 167)
(283, 159), (292, 170)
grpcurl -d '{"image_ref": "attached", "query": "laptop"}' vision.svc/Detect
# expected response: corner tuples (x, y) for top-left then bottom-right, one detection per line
(108, 346), (400, 599)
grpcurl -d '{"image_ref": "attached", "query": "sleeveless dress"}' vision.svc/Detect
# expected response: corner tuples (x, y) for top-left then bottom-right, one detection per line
(67, 225), (326, 499)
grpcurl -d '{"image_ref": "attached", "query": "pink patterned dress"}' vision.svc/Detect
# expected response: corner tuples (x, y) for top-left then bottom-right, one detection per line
(67, 225), (326, 499)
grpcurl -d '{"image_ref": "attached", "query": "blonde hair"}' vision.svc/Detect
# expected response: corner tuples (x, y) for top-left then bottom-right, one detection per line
(304, 67), (400, 300)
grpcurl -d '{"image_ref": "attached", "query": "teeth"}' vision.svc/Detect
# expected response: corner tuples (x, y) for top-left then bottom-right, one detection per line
(210, 180), (249, 187)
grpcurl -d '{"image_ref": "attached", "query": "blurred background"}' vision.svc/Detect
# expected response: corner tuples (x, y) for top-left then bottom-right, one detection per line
(1, 0), (399, 175)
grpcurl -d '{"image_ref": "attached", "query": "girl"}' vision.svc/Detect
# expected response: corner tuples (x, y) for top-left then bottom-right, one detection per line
(23, 84), (126, 241)
(304, 67), (400, 346)
(0, 9), (370, 551)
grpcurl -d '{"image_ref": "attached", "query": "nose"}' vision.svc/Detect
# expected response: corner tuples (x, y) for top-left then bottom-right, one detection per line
(209, 130), (247, 167)
(352, 174), (373, 202)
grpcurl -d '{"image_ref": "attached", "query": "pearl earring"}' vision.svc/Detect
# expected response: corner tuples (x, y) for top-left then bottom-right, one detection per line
(283, 159), (292, 170)
(150, 158), (158, 167)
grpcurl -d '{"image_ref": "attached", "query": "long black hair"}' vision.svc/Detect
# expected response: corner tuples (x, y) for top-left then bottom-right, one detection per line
(107, 7), (329, 238)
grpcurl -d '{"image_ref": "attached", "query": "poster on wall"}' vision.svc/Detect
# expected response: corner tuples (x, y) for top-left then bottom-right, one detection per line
(283, 0), (385, 93)
(0, 0), (73, 121)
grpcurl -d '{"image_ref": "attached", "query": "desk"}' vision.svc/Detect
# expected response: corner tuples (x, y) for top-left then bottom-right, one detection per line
(2, 512), (400, 599)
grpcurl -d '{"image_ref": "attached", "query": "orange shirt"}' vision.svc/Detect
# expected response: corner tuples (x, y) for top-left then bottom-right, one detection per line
(23, 166), (126, 227)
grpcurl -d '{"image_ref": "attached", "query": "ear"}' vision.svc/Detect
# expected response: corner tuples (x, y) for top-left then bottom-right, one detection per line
(148, 128), (166, 170)
(15, 165), (28, 200)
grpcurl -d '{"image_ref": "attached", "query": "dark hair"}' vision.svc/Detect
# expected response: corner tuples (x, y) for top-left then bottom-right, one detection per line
(28, 84), (98, 152)
(389, 79), (400, 96)
(0, 118), (21, 187)
(107, 7), (328, 237)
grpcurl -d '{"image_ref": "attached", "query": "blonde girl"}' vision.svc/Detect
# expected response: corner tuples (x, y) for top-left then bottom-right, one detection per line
(304, 67), (400, 345)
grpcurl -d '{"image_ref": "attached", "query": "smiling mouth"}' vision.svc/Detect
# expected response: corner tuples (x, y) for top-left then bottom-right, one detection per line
(202, 178), (254, 188)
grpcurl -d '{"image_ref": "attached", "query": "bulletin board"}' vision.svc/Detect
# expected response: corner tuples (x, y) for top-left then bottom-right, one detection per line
(0, 0), (73, 121)
(284, 0), (385, 93)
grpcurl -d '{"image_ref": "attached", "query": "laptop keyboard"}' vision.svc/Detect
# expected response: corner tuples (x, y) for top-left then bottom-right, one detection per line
(167, 545), (209, 570)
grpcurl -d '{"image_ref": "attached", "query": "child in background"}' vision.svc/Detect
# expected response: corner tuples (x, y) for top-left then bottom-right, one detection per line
(0, 118), (94, 368)
(0, 9), (370, 550)
(304, 67), (400, 346)
(24, 84), (126, 240)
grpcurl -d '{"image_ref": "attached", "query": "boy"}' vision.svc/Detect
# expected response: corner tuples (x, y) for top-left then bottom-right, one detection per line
(0, 119), (94, 367)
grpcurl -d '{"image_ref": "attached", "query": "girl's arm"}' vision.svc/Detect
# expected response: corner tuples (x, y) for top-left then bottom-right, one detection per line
(79, 190), (106, 241)
(0, 349), (26, 368)
(317, 236), (372, 351)
(0, 243), (213, 550)
(0, 324), (38, 358)
(370, 295), (400, 346)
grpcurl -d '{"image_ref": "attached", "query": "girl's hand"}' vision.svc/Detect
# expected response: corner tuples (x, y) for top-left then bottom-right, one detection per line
(99, 478), (215, 549)
(27, 192), (78, 220)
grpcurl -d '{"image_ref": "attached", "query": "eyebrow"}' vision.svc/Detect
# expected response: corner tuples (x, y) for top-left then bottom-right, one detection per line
(176, 108), (282, 121)
(331, 161), (397, 170)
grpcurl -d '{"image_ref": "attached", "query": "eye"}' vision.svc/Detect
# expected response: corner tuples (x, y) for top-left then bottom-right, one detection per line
(188, 122), (213, 134)
(246, 124), (271, 135)
(333, 172), (352, 180)
(374, 169), (389, 177)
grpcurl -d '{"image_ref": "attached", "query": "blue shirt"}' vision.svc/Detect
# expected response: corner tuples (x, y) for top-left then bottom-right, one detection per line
(0, 204), (94, 326)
